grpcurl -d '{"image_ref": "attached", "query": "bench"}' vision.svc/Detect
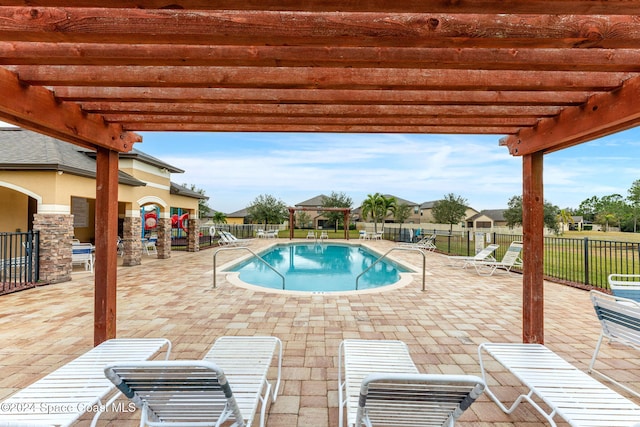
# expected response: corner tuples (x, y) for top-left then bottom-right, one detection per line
(478, 342), (640, 427)
(589, 290), (640, 400)
(608, 274), (640, 302)
(0, 338), (171, 427)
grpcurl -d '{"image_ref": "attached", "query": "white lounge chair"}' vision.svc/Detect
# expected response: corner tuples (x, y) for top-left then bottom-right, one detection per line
(399, 233), (436, 251)
(469, 241), (523, 276)
(0, 338), (171, 427)
(338, 339), (485, 427)
(445, 243), (499, 267)
(105, 336), (281, 427)
(358, 230), (368, 240)
(219, 231), (252, 246)
(204, 336), (282, 427)
(319, 230), (329, 240)
(608, 273), (640, 301)
(306, 230), (316, 239)
(72, 242), (94, 272)
(589, 290), (640, 399)
(479, 342), (640, 427)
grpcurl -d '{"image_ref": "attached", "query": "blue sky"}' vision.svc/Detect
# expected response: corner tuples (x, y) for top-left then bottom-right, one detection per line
(137, 129), (640, 215)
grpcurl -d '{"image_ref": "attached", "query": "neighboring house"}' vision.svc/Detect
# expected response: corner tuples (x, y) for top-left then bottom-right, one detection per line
(420, 200), (479, 224)
(0, 127), (204, 284)
(224, 208), (250, 225)
(466, 209), (508, 229)
(295, 194), (329, 228)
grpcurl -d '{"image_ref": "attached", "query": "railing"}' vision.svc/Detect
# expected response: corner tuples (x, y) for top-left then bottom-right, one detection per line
(1, 231), (39, 295)
(356, 247), (426, 291)
(424, 230), (640, 290)
(212, 246), (285, 289)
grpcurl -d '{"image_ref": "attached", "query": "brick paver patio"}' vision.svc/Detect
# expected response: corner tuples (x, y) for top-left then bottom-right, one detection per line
(1, 238), (638, 426)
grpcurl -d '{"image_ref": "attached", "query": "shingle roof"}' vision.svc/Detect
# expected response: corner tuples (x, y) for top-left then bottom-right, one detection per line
(468, 209), (507, 221)
(170, 182), (208, 200)
(0, 127), (186, 187)
(295, 194), (328, 207)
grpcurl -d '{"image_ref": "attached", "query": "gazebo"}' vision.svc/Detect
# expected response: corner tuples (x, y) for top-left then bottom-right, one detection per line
(1, 1), (639, 346)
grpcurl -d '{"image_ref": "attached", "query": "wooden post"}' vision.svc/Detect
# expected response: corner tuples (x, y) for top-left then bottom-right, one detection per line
(94, 147), (119, 346)
(522, 152), (545, 344)
(344, 209), (350, 240)
(289, 208), (294, 240)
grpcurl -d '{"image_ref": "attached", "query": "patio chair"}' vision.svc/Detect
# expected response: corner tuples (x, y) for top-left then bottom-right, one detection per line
(358, 230), (368, 240)
(399, 233), (436, 252)
(469, 241), (523, 276)
(306, 230), (316, 239)
(221, 230), (253, 245)
(105, 336), (282, 427)
(72, 242), (95, 272)
(338, 339), (485, 427)
(479, 342), (640, 426)
(0, 338), (171, 427)
(319, 230), (329, 240)
(608, 273), (640, 301)
(589, 290), (640, 399)
(265, 230), (278, 239)
(204, 336), (282, 427)
(445, 243), (499, 267)
(143, 234), (158, 256)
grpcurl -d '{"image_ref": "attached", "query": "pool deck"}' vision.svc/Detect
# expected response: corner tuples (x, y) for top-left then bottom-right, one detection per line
(1, 238), (639, 426)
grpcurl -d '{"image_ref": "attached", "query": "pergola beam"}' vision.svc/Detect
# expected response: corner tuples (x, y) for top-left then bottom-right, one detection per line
(0, 67), (139, 151)
(52, 87), (593, 106)
(2, 44), (640, 72)
(2, 0), (640, 14)
(502, 75), (640, 155)
(9, 66), (631, 91)
(3, 9), (640, 49)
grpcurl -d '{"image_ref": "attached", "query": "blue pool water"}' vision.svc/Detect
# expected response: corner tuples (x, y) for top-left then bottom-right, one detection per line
(228, 243), (410, 292)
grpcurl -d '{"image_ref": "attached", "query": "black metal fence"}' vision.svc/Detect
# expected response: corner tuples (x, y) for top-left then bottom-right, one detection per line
(386, 228), (639, 291)
(1, 231), (39, 295)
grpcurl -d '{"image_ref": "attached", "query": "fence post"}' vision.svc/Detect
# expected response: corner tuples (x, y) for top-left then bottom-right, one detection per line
(583, 237), (590, 287)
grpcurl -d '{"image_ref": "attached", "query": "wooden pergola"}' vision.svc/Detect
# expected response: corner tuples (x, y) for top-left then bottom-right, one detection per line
(288, 207), (350, 240)
(1, 1), (640, 346)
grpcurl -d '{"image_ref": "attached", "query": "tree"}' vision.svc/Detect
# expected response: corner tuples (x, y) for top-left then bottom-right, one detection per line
(211, 211), (227, 224)
(594, 194), (627, 231)
(360, 193), (396, 233)
(296, 211), (311, 229)
(431, 193), (468, 232)
(183, 183), (210, 219)
(321, 191), (353, 232)
(557, 208), (574, 233)
(628, 179), (640, 233)
(393, 203), (413, 234)
(503, 195), (561, 234)
(246, 194), (288, 225)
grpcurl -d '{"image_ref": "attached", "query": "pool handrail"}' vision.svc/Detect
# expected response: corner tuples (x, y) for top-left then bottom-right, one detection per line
(356, 247), (426, 291)
(213, 246), (285, 289)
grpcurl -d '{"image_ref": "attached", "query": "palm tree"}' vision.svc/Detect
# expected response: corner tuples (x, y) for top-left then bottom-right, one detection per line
(557, 209), (573, 233)
(212, 211), (227, 224)
(361, 193), (397, 233)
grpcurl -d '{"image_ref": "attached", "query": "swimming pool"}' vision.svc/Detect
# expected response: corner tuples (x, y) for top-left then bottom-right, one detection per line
(227, 243), (411, 292)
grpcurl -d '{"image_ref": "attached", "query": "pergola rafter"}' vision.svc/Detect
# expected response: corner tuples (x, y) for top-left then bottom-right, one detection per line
(1, 0), (639, 346)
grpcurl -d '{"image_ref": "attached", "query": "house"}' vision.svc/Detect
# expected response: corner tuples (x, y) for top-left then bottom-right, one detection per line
(295, 194), (331, 229)
(420, 200), (479, 225)
(466, 209), (509, 229)
(0, 127), (205, 284)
